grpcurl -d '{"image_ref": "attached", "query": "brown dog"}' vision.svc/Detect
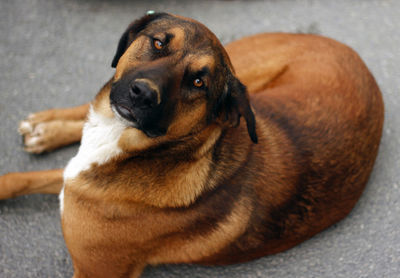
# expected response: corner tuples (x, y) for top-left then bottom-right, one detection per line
(0, 13), (383, 278)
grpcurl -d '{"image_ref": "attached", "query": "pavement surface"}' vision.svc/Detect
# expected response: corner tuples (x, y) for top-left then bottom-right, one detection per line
(1, 0), (399, 277)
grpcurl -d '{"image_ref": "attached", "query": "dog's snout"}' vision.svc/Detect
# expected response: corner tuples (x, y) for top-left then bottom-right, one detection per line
(129, 79), (160, 109)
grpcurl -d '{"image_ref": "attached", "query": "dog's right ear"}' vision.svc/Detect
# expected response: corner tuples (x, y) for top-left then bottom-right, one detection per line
(210, 73), (258, 143)
(111, 12), (168, 68)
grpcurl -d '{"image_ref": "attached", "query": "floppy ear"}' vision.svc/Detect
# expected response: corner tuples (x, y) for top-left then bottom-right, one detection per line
(212, 74), (258, 143)
(111, 12), (168, 68)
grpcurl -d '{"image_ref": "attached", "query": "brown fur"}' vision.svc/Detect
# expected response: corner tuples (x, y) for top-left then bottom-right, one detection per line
(0, 13), (383, 278)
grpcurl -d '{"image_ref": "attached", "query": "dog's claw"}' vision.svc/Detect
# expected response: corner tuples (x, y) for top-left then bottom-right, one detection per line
(23, 131), (46, 154)
(25, 136), (41, 147)
(27, 113), (36, 120)
(18, 120), (33, 135)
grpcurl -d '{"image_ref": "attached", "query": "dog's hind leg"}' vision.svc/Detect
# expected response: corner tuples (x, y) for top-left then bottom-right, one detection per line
(0, 169), (63, 199)
(18, 104), (89, 153)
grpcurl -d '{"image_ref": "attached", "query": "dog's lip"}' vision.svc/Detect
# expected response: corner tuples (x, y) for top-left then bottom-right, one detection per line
(111, 103), (166, 138)
(113, 104), (138, 124)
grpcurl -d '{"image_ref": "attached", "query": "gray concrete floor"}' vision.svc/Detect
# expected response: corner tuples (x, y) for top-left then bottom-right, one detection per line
(1, 0), (399, 277)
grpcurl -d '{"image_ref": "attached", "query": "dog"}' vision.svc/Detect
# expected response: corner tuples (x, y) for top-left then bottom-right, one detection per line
(0, 12), (384, 278)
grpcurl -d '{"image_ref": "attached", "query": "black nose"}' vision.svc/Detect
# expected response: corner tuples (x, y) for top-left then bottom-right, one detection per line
(129, 80), (159, 109)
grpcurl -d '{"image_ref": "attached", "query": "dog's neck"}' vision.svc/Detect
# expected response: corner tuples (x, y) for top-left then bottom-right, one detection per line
(64, 104), (170, 180)
(63, 104), (225, 208)
(63, 106), (126, 181)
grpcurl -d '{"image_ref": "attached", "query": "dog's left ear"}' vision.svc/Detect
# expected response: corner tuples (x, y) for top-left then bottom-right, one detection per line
(111, 12), (168, 68)
(212, 74), (258, 143)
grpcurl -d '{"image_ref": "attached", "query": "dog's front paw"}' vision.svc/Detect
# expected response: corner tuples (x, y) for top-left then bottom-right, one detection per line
(19, 120), (65, 154)
(18, 112), (83, 154)
(18, 110), (62, 153)
(19, 110), (52, 134)
(18, 110), (56, 134)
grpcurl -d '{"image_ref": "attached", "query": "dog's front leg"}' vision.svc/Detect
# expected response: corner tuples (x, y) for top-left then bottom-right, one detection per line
(0, 169), (63, 199)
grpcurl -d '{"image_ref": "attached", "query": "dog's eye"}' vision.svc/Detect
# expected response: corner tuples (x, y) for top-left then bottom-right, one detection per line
(153, 39), (164, 50)
(193, 78), (204, 88)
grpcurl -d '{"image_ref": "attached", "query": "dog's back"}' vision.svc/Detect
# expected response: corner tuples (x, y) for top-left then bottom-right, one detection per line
(204, 33), (384, 261)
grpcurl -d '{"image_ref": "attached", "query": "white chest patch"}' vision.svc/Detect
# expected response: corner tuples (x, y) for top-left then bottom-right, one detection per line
(59, 106), (126, 213)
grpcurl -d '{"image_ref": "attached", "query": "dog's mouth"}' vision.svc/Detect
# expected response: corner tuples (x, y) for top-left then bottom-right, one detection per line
(113, 103), (138, 125)
(111, 103), (166, 138)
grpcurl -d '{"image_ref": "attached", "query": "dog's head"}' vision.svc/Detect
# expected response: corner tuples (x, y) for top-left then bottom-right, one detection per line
(109, 13), (257, 143)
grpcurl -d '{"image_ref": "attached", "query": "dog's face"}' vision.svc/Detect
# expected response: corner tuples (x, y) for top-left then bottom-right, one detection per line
(110, 13), (257, 142)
